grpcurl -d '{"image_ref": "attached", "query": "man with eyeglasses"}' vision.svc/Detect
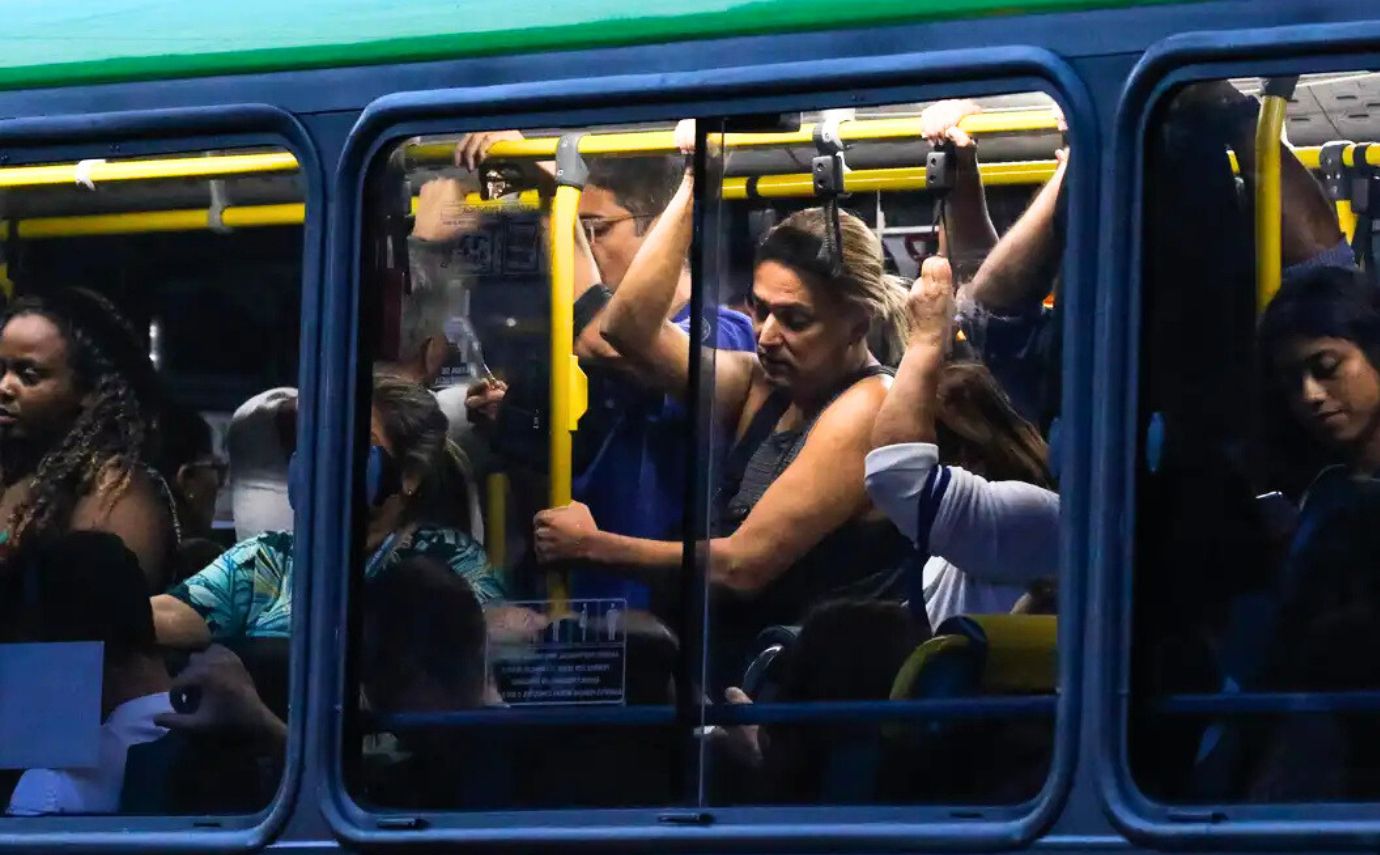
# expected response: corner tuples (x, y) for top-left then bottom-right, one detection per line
(452, 130), (756, 614)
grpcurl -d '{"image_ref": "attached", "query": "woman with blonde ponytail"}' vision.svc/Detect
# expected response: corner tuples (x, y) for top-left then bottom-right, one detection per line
(152, 370), (503, 648)
(533, 166), (910, 689)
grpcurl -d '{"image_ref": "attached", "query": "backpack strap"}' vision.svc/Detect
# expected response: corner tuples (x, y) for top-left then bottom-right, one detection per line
(905, 463), (951, 634)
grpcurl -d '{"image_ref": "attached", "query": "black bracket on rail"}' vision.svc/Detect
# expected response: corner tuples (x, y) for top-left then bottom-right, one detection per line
(811, 118), (849, 277)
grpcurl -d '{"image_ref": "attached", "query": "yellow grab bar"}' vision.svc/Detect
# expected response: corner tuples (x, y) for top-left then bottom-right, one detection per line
(1255, 84), (1291, 315)
(405, 108), (1061, 164)
(722, 159), (1058, 200)
(0, 151), (299, 189)
(546, 179), (587, 609)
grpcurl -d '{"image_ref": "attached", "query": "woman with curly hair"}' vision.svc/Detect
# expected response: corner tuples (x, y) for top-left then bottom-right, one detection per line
(0, 288), (174, 588)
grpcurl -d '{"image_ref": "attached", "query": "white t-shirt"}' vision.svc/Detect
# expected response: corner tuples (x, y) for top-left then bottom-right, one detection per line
(7, 692), (173, 816)
(864, 442), (1059, 629)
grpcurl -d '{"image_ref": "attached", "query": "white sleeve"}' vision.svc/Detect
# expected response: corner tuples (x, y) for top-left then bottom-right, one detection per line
(6, 769), (63, 816)
(864, 443), (941, 542)
(865, 442), (1059, 584)
(928, 464), (1059, 584)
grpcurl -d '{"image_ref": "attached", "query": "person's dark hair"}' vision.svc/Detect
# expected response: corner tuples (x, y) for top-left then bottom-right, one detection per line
(371, 370), (470, 530)
(1257, 266), (1380, 489)
(935, 361), (1054, 488)
(760, 599), (923, 802)
(360, 556), (487, 711)
(7, 531), (157, 662)
(586, 156), (684, 232)
(156, 402), (213, 483)
(1, 288), (159, 552)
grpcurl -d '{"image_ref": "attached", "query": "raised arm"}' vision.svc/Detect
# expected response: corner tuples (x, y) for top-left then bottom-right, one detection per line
(921, 100), (998, 282)
(598, 168), (756, 421)
(871, 257), (953, 449)
(966, 155), (1066, 313)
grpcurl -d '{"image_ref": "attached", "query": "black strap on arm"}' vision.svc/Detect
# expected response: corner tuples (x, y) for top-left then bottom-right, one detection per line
(905, 464), (951, 635)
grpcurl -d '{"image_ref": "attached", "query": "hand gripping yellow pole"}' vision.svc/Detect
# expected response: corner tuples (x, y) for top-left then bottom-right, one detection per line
(1255, 78), (1295, 314)
(547, 134), (591, 611)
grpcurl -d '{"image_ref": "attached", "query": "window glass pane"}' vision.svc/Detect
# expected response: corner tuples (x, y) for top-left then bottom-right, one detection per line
(695, 94), (1064, 806)
(0, 144), (305, 815)
(348, 122), (700, 811)
(1131, 70), (1380, 803)
(347, 92), (1068, 814)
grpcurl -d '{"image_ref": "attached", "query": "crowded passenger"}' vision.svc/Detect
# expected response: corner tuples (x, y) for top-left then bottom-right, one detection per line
(0, 288), (176, 588)
(533, 162), (911, 687)
(4, 532), (173, 816)
(150, 370), (501, 648)
(226, 387), (297, 541)
(455, 131), (756, 613)
(156, 403), (228, 585)
(866, 257), (1059, 628)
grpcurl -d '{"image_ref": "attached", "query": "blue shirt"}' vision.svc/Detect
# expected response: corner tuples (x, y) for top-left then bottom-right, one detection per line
(570, 304), (755, 607)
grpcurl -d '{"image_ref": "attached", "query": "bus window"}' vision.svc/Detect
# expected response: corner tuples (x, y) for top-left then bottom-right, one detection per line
(1131, 71), (1380, 803)
(0, 144), (305, 816)
(348, 123), (696, 810)
(346, 93), (1069, 811)
(686, 95), (1066, 807)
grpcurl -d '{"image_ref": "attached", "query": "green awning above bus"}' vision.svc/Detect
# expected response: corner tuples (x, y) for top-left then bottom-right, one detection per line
(0, 0), (1196, 91)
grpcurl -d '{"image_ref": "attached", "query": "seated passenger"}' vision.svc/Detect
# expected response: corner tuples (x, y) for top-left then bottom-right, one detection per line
(534, 165), (911, 688)
(865, 258), (1059, 628)
(155, 402), (224, 541)
(741, 599), (924, 804)
(151, 371), (502, 648)
(5, 532), (172, 816)
(0, 289), (176, 589)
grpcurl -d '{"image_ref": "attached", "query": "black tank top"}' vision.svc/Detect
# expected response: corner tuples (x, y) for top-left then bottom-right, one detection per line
(708, 364), (911, 689)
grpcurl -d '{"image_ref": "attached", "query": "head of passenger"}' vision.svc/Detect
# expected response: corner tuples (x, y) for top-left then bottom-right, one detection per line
(0, 289), (157, 550)
(157, 403), (224, 539)
(760, 599), (923, 801)
(579, 155), (684, 288)
(934, 362), (1054, 488)
(1259, 267), (1380, 477)
(751, 208), (907, 400)
(365, 371), (471, 549)
(9, 531), (168, 716)
(393, 270), (461, 387)
(360, 556), (488, 712)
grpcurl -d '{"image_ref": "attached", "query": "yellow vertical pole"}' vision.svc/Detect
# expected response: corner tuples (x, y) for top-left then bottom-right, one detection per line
(1255, 84), (1292, 314)
(547, 134), (590, 611)
(1336, 199), (1358, 245)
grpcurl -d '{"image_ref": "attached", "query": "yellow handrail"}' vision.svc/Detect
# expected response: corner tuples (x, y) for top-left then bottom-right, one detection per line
(404, 108), (1061, 164)
(1255, 91), (1289, 314)
(722, 159), (1059, 199)
(0, 151), (299, 189)
(546, 184), (586, 609)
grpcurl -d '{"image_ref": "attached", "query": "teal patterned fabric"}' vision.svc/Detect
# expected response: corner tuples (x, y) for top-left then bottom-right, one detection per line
(166, 527), (501, 640)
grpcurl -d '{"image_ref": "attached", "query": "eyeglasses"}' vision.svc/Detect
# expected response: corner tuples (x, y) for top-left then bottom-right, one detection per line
(579, 213), (656, 244)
